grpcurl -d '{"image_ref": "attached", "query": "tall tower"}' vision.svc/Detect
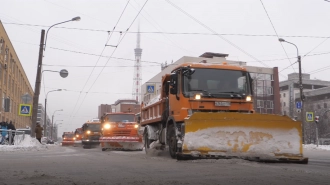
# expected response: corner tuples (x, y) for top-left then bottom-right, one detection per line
(132, 26), (142, 103)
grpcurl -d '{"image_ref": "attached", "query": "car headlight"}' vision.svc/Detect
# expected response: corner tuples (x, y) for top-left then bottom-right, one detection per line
(134, 124), (139, 129)
(246, 96), (252, 102)
(104, 123), (111, 129)
(195, 94), (201, 100)
(86, 130), (91, 134)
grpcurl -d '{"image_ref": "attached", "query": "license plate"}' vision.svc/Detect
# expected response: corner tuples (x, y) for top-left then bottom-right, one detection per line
(215, 101), (231, 106)
(118, 123), (125, 128)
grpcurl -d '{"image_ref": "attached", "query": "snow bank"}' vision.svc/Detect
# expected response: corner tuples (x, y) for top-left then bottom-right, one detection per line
(304, 144), (330, 151)
(0, 135), (48, 152)
(183, 127), (301, 159)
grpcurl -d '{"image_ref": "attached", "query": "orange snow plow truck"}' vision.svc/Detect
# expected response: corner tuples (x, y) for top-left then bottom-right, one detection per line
(99, 113), (143, 151)
(140, 61), (308, 163)
(61, 132), (76, 146)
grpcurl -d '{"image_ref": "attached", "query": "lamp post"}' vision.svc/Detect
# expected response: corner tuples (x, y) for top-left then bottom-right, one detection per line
(279, 38), (305, 143)
(51, 109), (63, 140)
(44, 89), (62, 136)
(31, 16), (81, 137)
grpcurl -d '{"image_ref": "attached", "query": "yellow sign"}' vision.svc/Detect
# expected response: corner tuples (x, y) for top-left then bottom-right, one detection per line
(19, 104), (32, 116)
(306, 112), (314, 122)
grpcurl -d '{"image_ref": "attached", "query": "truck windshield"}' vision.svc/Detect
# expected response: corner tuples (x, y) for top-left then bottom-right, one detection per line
(183, 68), (251, 96)
(85, 124), (101, 131)
(106, 114), (135, 122)
(64, 133), (74, 138)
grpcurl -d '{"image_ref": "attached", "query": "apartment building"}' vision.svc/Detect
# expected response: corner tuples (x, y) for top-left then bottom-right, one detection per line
(0, 20), (34, 128)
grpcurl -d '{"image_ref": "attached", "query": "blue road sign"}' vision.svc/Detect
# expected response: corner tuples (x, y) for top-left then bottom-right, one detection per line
(306, 112), (314, 122)
(147, 85), (155, 94)
(19, 104), (32, 116)
(296, 101), (302, 109)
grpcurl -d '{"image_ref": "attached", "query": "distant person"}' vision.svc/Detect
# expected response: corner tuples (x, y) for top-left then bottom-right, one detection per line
(1, 122), (8, 144)
(7, 121), (16, 145)
(35, 123), (43, 143)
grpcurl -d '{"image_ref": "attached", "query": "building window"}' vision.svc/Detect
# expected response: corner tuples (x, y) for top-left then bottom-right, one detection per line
(283, 93), (286, 97)
(267, 87), (273, 95)
(0, 38), (3, 54)
(325, 103), (328, 109)
(283, 102), (286, 107)
(284, 111), (287, 115)
(317, 104), (321, 109)
(4, 47), (8, 61)
(257, 100), (264, 108)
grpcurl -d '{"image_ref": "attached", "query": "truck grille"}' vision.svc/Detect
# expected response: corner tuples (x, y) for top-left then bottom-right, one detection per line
(112, 130), (131, 136)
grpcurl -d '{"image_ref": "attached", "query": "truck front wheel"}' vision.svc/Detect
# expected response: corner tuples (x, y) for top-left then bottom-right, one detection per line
(144, 131), (151, 154)
(168, 125), (177, 159)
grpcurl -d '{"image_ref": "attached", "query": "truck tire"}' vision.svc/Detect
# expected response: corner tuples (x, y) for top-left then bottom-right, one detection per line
(168, 125), (177, 159)
(144, 132), (151, 154)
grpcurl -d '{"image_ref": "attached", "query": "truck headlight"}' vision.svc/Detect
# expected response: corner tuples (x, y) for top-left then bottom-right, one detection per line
(195, 94), (201, 100)
(246, 96), (252, 102)
(134, 124), (139, 129)
(104, 124), (111, 129)
(86, 130), (91, 134)
(76, 134), (79, 138)
(73, 137), (76, 140)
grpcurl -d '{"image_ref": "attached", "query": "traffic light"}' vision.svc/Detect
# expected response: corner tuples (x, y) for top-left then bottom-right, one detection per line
(315, 116), (319, 123)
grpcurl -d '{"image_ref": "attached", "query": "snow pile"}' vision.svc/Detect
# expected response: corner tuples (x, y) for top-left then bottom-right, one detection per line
(183, 127), (301, 159)
(0, 135), (48, 152)
(304, 144), (330, 151)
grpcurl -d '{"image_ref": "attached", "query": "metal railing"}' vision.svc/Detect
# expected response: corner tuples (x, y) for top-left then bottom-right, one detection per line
(0, 129), (26, 145)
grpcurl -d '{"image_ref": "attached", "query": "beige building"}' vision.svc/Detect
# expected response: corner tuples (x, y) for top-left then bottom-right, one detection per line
(0, 20), (34, 128)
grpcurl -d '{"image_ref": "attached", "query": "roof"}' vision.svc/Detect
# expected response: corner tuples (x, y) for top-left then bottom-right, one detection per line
(199, 52), (229, 58)
(172, 62), (246, 72)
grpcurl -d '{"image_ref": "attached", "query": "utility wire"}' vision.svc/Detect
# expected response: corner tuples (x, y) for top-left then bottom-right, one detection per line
(68, 0), (131, 121)
(259, 0), (295, 72)
(2, 22), (330, 39)
(72, 0), (149, 118)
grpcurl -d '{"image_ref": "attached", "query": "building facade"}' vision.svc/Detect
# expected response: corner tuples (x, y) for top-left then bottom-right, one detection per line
(0, 20), (34, 128)
(294, 87), (330, 144)
(98, 99), (140, 119)
(141, 52), (280, 114)
(98, 104), (112, 119)
(279, 73), (330, 118)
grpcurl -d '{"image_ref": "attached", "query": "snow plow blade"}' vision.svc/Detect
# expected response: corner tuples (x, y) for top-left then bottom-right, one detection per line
(180, 112), (308, 164)
(100, 136), (143, 151)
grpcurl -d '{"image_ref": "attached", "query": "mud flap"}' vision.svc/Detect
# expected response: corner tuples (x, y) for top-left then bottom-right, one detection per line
(180, 112), (308, 163)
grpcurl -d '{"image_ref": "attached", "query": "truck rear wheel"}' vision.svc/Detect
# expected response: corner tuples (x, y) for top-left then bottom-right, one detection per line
(168, 125), (177, 159)
(144, 132), (151, 154)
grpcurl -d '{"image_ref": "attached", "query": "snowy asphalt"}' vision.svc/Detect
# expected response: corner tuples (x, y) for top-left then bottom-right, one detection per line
(0, 145), (330, 185)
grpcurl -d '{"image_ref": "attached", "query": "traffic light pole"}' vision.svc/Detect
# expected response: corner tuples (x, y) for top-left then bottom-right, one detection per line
(31, 29), (45, 137)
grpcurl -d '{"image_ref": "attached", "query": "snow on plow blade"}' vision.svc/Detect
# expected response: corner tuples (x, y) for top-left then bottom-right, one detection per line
(100, 136), (143, 151)
(181, 112), (308, 164)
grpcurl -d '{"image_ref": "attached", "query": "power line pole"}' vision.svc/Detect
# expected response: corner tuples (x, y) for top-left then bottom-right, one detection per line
(298, 55), (306, 144)
(31, 29), (45, 137)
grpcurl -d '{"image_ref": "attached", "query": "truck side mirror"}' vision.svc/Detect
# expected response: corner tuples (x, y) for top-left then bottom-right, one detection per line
(170, 73), (178, 95)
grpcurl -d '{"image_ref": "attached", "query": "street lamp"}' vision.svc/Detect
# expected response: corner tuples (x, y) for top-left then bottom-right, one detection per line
(279, 38), (305, 143)
(51, 109), (63, 140)
(44, 89), (62, 136)
(31, 16), (80, 137)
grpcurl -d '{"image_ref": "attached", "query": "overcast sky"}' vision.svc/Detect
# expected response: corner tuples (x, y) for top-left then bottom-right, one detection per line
(1, 0), (330, 136)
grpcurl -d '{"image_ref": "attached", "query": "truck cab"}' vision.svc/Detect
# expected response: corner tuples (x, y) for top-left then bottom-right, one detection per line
(81, 121), (102, 149)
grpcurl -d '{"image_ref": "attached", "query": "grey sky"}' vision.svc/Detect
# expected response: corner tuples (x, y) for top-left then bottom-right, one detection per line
(1, 0), (330, 135)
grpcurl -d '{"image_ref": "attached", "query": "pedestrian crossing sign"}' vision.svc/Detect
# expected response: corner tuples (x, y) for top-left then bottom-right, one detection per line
(19, 104), (32, 116)
(306, 112), (314, 122)
(146, 84), (155, 94)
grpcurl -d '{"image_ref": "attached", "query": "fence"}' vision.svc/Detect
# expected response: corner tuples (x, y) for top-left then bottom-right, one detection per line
(0, 129), (26, 145)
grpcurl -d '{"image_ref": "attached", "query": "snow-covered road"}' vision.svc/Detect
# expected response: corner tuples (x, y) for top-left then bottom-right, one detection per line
(1, 137), (330, 184)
